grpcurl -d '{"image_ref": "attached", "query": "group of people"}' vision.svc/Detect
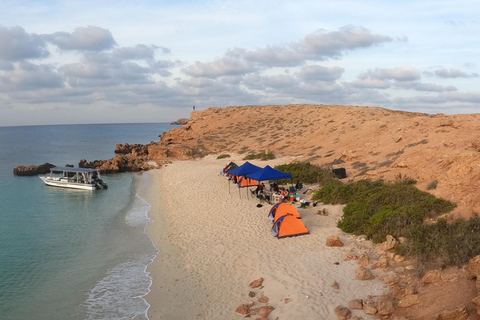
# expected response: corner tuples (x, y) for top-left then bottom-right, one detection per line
(252, 182), (294, 203)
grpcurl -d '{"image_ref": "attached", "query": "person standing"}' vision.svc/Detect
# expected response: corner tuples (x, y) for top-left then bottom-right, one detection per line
(193, 105), (196, 111)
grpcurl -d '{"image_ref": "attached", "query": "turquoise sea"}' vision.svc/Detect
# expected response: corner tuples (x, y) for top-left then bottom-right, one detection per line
(0, 123), (174, 320)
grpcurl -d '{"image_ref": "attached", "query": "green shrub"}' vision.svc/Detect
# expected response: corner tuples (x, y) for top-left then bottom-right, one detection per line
(274, 161), (338, 185)
(216, 154), (231, 159)
(242, 152), (275, 161)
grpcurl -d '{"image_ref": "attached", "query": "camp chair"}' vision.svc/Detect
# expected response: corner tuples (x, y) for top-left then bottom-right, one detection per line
(289, 186), (295, 193)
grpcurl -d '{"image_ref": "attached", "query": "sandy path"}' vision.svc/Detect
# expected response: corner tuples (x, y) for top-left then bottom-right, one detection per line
(138, 155), (389, 319)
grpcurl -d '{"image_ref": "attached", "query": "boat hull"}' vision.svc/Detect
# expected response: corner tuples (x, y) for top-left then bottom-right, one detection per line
(40, 177), (97, 190)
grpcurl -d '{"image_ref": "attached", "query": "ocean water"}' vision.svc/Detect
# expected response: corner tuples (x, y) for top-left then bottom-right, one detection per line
(0, 123), (175, 320)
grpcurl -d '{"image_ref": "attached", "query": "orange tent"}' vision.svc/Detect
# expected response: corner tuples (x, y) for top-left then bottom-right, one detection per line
(238, 177), (259, 187)
(272, 214), (309, 238)
(269, 202), (300, 222)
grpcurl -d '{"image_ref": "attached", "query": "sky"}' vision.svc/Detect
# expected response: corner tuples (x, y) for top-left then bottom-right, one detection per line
(1, 0), (480, 126)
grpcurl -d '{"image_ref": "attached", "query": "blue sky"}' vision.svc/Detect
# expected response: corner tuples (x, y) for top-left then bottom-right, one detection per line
(1, 0), (479, 126)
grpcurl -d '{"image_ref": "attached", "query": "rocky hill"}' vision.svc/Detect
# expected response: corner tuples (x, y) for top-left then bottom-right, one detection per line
(69, 104), (478, 219)
(149, 104), (480, 219)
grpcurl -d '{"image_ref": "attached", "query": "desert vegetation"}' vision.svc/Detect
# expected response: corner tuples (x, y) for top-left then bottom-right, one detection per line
(277, 161), (480, 272)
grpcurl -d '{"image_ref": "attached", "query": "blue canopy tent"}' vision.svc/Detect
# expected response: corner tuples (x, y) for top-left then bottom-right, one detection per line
(228, 161), (262, 177)
(227, 161), (262, 197)
(245, 165), (292, 181)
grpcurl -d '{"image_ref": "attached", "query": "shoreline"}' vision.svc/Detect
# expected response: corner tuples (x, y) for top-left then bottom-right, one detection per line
(138, 155), (389, 319)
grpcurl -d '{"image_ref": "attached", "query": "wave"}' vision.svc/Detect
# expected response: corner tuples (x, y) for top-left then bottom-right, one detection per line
(85, 194), (158, 320)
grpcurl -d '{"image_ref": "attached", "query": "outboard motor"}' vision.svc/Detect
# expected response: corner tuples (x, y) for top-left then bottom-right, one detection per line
(94, 179), (108, 189)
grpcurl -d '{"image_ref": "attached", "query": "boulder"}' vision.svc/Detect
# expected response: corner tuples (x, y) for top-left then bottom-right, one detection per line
(372, 255), (389, 269)
(334, 305), (352, 320)
(348, 299), (363, 310)
(249, 277), (264, 288)
(236, 304), (250, 315)
(258, 296), (269, 304)
(380, 273), (399, 286)
(255, 306), (274, 317)
(397, 294), (419, 308)
(13, 162), (56, 176)
(326, 235), (344, 247)
(382, 235), (397, 251)
(465, 255), (480, 277)
(362, 299), (377, 315)
(376, 295), (395, 315)
(358, 251), (370, 266)
(356, 267), (375, 280)
(422, 270), (442, 284)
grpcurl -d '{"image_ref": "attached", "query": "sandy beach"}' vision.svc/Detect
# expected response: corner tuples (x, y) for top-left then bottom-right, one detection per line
(137, 155), (391, 319)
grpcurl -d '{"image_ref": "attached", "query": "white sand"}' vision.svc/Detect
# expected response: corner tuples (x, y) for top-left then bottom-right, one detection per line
(137, 155), (389, 319)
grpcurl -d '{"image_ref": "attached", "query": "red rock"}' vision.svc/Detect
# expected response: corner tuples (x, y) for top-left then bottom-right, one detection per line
(249, 277), (264, 288)
(248, 291), (256, 297)
(284, 298), (293, 303)
(376, 295), (395, 315)
(381, 235), (397, 251)
(356, 267), (375, 280)
(422, 270), (442, 284)
(258, 296), (269, 304)
(348, 299), (363, 310)
(13, 163), (56, 176)
(465, 255), (480, 277)
(326, 235), (344, 247)
(236, 304), (250, 314)
(256, 306), (274, 317)
(334, 305), (352, 320)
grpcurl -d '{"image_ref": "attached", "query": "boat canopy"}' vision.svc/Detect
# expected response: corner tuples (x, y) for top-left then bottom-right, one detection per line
(50, 167), (100, 173)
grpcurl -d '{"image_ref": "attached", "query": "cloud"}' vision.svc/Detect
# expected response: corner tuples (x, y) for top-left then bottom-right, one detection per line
(228, 46), (304, 67)
(358, 67), (421, 81)
(296, 65), (344, 82)
(293, 26), (393, 59)
(181, 57), (254, 78)
(394, 81), (457, 92)
(45, 26), (117, 51)
(349, 78), (391, 89)
(183, 26), (393, 78)
(0, 26), (49, 61)
(0, 61), (63, 92)
(434, 67), (478, 78)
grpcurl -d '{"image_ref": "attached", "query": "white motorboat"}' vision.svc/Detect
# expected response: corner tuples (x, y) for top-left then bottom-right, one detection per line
(40, 167), (108, 190)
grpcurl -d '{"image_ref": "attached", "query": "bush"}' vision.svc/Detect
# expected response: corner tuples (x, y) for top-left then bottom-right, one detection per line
(314, 176), (471, 271)
(216, 154), (231, 159)
(274, 161), (338, 185)
(242, 152), (275, 161)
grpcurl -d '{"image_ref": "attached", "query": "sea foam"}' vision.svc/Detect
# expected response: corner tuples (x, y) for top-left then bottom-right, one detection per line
(86, 194), (157, 320)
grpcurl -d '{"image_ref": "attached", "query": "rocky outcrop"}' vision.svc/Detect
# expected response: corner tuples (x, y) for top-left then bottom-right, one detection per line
(326, 235), (344, 247)
(13, 163), (56, 176)
(170, 118), (189, 125)
(115, 143), (151, 154)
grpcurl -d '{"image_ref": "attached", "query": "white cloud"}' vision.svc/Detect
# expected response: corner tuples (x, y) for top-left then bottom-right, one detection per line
(293, 26), (392, 59)
(0, 26), (48, 61)
(434, 67), (478, 78)
(358, 67), (421, 81)
(296, 65), (344, 82)
(45, 26), (117, 51)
